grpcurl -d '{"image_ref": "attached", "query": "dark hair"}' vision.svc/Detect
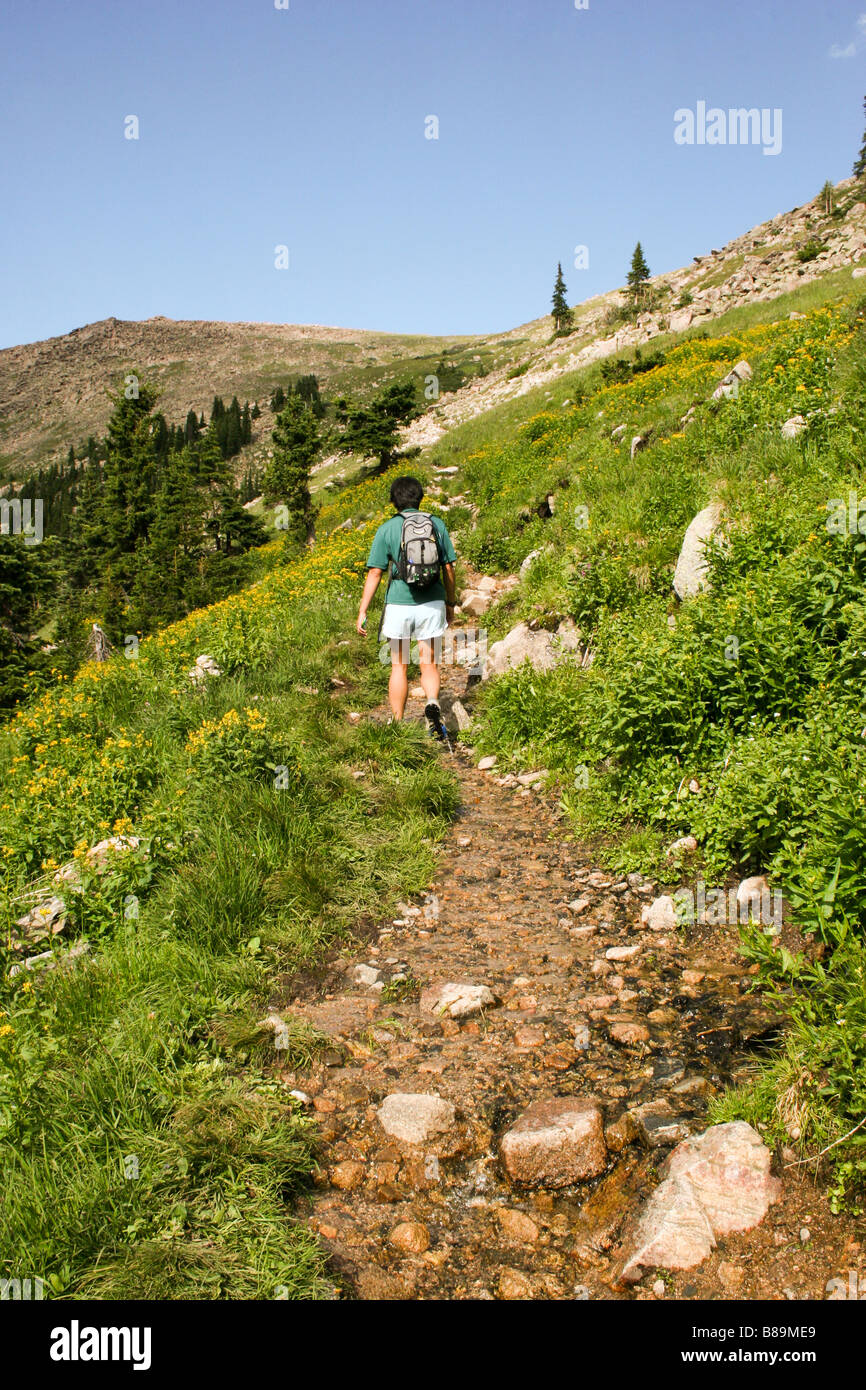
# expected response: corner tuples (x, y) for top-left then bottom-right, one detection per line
(389, 476), (424, 511)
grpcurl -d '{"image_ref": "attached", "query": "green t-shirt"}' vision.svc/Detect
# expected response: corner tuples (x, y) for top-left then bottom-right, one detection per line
(366, 510), (457, 606)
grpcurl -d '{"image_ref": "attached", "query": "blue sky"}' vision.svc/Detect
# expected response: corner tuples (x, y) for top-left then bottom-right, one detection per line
(1, 0), (865, 348)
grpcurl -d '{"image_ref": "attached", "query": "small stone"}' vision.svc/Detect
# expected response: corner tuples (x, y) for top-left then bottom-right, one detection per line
(606, 945), (641, 961)
(500, 1096), (607, 1187)
(498, 1269), (534, 1300)
(718, 1260), (745, 1292)
(652, 1278), (666, 1297)
(477, 755), (497, 771)
(610, 1021), (650, 1046)
(389, 1221), (430, 1254)
(666, 835), (697, 857)
(352, 963), (382, 987)
(681, 970), (705, 986)
(496, 1208), (540, 1243)
(568, 897), (591, 915)
(329, 1161), (366, 1191)
(799, 1226), (811, 1244)
(641, 896), (678, 931)
(421, 981), (496, 1019)
(377, 1092), (457, 1146)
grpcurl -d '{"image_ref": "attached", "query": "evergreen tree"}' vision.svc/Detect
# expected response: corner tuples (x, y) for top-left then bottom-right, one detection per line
(338, 381), (417, 473)
(551, 263), (573, 334)
(266, 395), (321, 543)
(855, 97), (866, 179)
(128, 447), (206, 629)
(251, 402), (261, 421)
(819, 179), (836, 215)
(184, 409), (202, 445)
(627, 242), (652, 307)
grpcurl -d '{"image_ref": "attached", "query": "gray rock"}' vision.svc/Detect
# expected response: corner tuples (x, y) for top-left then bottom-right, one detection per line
(451, 699), (472, 731)
(377, 1092), (457, 1145)
(519, 548), (544, 576)
(482, 622), (557, 680)
(641, 895), (678, 931)
(711, 360), (752, 401)
(630, 435), (647, 460)
(666, 835), (698, 857)
(14, 896), (66, 938)
(421, 982), (496, 1019)
(616, 1122), (781, 1284)
(781, 414), (807, 440)
(673, 503), (724, 600)
(477, 755), (497, 771)
(500, 1097), (607, 1186)
(352, 963), (382, 987)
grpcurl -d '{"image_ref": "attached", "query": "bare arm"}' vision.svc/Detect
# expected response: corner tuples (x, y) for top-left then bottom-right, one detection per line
(357, 567), (383, 634)
(443, 562), (457, 614)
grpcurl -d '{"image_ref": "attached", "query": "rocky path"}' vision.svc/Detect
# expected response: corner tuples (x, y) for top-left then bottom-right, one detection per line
(275, 654), (864, 1301)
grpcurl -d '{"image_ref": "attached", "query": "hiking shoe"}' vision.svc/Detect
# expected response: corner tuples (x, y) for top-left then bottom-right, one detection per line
(424, 701), (448, 742)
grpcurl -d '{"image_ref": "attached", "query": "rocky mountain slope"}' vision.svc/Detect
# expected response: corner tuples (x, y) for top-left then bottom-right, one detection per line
(2, 178), (865, 480)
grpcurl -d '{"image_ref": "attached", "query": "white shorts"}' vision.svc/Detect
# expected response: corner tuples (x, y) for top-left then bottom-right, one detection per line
(380, 600), (447, 641)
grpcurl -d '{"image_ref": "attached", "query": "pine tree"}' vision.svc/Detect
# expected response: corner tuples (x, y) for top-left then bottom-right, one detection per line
(819, 179), (836, 215)
(337, 382), (417, 473)
(551, 263), (573, 334)
(184, 409), (201, 445)
(627, 242), (652, 307)
(855, 97), (866, 179)
(266, 395), (321, 543)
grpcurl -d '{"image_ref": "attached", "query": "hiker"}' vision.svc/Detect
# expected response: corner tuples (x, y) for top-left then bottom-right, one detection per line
(356, 475), (457, 738)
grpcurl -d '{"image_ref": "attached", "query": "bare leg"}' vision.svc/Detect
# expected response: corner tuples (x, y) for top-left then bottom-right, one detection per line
(389, 641), (409, 719)
(418, 640), (440, 705)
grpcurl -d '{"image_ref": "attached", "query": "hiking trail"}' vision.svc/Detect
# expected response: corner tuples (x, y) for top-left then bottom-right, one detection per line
(275, 639), (863, 1302)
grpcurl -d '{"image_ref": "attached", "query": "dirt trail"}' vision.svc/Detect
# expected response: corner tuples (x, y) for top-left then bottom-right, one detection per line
(277, 648), (864, 1301)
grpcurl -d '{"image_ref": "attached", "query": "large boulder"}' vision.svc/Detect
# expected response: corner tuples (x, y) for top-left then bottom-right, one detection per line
(673, 503), (724, 600)
(500, 1096), (607, 1187)
(482, 621), (582, 681)
(615, 1121), (781, 1284)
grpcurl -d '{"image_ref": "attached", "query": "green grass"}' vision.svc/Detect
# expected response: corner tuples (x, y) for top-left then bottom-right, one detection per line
(0, 478), (458, 1298)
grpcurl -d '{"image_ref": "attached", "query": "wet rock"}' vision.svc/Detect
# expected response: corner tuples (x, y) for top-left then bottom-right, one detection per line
(567, 897), (591, 915)
(421, 981), (496, 1019)
(572, 1156), (645, 1259)
(352, 964), (382, 987)
(641, 895), (678, 931)
(389, 1221), (430, 1255)
(377, 1092), (457, 1146)
(606, 944), (641, 961)
(498, 1268), (534, 1300)
(496, 1208), (540, 1244)
(609, 1021), (650, 1046)
(627, 1100), (692, 1149)
(500, 1096), (607, 1187)
(329, 1161), (366, 1191)
(615, 1121), (781, 1284)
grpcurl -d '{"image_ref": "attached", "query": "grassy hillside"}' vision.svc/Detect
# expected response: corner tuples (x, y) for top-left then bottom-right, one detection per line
(0, 466), (457, 1298)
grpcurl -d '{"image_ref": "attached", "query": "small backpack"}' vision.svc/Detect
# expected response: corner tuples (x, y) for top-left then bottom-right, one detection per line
(394, 511), (442, 588)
